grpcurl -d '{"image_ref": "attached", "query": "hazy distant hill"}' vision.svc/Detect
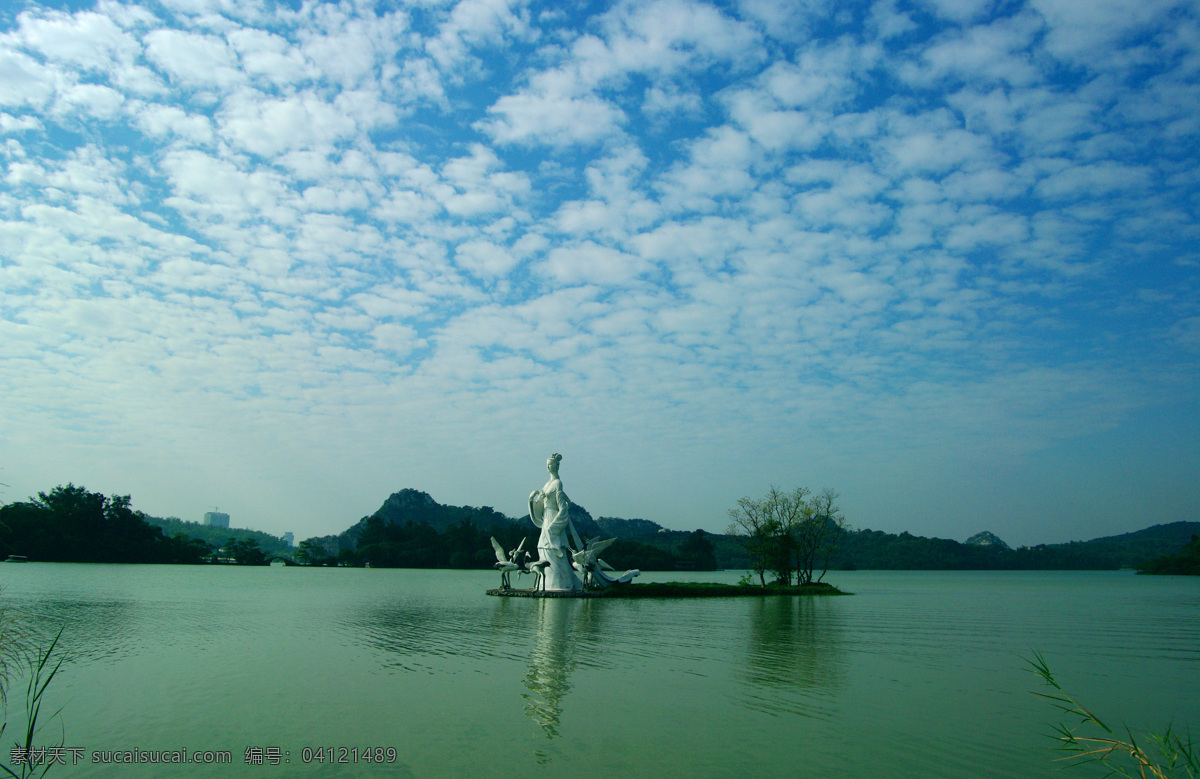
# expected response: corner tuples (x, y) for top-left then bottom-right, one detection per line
(1022, 521), (1200, 570)
(823, 522), (1200, 571)
(965, 531), (1011, 550)
(145, 516), (292, 556)
(597, 516), (665, 537)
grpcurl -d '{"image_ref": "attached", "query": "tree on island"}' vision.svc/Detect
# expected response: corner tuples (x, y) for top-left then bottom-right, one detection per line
(727, 486), (848, 586)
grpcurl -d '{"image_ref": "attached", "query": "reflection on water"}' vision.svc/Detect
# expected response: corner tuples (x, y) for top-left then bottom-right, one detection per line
(521, 599), (604, 738)
(743, 596), (847, 718)
(522, 600), (573, 737)
(343, 601), (532, 672)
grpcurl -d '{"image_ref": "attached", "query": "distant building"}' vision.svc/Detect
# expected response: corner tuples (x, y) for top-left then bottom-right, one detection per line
(203, 511), (230, 529)
(282, 532), (294, 547)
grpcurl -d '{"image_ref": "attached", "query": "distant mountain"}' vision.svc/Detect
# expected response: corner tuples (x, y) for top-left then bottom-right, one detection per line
(308, 488), (514, 554)
(826, 522), (1200, 571)
(1040, 521), (1200, 569)
(965, 531), (1011, 550)
(308, 488), (611, 556)
(301, 487), (1200, 572)
(602, 521), (1200, 572)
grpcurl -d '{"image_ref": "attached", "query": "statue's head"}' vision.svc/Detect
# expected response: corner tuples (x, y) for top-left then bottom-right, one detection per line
(546, 452), (562, 474)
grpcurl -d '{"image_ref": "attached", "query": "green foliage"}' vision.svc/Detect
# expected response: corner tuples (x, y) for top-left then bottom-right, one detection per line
(677, 530), (718, 570)
(1138, 535), (1200, 575)
(143, 516), (290, 559)
(0, 485), (212, 565)
(2, 628), (66, 779)
(304, 515), (535, 569)
(0, 593), (27, 707)
(727, 486), (848, 586)
(294, 539), (335, 566)
(600, 539), (676, 571)
(1028, 652), (1198, 778)
(223, 537), (267, 566)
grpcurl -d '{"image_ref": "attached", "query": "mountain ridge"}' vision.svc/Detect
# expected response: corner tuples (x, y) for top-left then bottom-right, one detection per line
(302, 487), (1199, 571)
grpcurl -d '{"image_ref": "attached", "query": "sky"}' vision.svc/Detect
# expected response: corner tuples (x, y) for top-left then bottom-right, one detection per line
(1, 0), (1198, 548)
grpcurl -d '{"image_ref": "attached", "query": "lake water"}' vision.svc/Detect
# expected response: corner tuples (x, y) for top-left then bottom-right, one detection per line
(1, 565), (1197, 777)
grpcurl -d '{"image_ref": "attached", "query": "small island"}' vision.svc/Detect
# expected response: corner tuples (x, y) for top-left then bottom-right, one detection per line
(488, 581), (846, 598)
(487, 457), (850, 598)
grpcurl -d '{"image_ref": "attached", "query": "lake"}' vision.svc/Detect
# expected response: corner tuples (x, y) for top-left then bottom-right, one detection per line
(1, 565), (1197, 777)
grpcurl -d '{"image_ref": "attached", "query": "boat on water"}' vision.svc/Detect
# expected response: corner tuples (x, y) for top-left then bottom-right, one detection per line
(3, 555), (28, 563)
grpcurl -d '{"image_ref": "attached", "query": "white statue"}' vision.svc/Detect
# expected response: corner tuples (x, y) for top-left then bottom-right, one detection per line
(528, 453), (583, 591)
(526, 453), (640, 592)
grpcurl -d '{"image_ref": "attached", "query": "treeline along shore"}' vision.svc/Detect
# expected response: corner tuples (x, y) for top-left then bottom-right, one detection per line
(2, 484), (1197, 574)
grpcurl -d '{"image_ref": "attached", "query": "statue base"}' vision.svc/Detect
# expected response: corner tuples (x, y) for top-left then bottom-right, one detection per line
(486, 588), (608, 598)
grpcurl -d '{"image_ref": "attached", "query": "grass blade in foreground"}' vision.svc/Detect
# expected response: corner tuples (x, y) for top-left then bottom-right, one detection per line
(1027, 651), (1197, 778)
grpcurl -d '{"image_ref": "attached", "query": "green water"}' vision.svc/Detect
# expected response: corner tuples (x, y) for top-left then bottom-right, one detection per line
(2, 565), (1197, 777)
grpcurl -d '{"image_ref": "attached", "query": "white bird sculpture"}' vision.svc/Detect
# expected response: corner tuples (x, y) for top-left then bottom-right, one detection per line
(571, 537), (617, 585)
(491, 536), (527, 589)
(525, 558), (551, 590)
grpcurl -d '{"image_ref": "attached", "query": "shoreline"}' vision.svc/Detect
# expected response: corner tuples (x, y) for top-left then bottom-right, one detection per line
(487, 581), (848, 598)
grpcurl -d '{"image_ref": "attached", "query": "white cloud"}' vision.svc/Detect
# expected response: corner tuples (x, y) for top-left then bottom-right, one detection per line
(917, 0), (997, 24)
(1030, 0), (1189, 62)
(226, 27), (313, 86)
(481, 89), (627, 147)
(143, 29), (243, 88)
(878, 118), (1001, 175)
(454, 239), (520, 279)
(868, 0), (918, 40)
(0, 112), (42, 132)
(132, 103), (215, 145)
(159, 149), (296, 224)
(913, 12), (1044, 87)
(217, 90), (361, 157)
(542, 241), (653, 286)
(13, 8), (141, 71)
(426, 0), (532, 70)
(1034, 161), (1154, 199)
(657, 125), (760, 210)
(0, 49), (57, 108)
(295, 8), (409, 88)
(642, 84), (702, 119)
(54, 83), (125, 119)
(597, 0), (765, 74)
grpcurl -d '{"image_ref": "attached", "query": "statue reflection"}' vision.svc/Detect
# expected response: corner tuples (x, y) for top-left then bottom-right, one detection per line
(519, 598), (603, 738)
(743, 596), (847, 717)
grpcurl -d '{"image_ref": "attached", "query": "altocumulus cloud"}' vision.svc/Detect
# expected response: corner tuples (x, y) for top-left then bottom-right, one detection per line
(0, 0), (1198, 546)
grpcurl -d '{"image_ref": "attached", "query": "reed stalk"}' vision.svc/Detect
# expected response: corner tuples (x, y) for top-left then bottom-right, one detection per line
(1028, 651), (1197, 778)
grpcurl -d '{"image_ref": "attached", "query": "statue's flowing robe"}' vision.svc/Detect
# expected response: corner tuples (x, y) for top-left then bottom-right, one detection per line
(530, 480), (582, 591)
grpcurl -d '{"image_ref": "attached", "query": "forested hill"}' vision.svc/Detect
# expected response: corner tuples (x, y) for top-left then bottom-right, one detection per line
(5, 482), (1190, 571)
(301, 488), (1199, 571)
(828, 521), (1200, 571)
(144, 516), (292, 557)
(300, 488), (671, 568)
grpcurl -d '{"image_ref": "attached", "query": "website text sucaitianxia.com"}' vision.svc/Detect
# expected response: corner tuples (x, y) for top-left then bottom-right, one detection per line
(12, 745), (400, 767)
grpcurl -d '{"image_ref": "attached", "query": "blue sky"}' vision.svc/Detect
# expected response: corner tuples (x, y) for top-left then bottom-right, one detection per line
(1, 0), (1197, 546)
